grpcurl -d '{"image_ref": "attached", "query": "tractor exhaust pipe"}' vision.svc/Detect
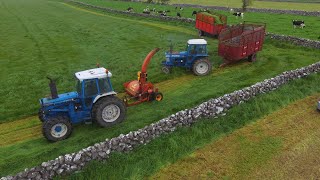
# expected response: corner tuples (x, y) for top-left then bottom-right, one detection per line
(47, 77), (58, 99)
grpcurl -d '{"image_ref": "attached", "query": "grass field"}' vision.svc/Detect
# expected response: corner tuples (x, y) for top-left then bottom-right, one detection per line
(78, 0), (320, 40)
(171, 0), (320, 11)
(0, 0), (320, 178)
(152, 94), (320, 179)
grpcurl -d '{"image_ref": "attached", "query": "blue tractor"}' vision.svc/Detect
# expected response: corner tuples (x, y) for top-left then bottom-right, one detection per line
(38, 67), (126, 142)
(162, 39), (212, 76)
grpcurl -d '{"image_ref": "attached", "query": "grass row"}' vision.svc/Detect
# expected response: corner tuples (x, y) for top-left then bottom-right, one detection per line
(77, 0), (320, 40)
(66, 73), (320, 179)
(170, 0), (320, 11)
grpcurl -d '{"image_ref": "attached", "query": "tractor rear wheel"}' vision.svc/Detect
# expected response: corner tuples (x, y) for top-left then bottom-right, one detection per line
(92, 96), (126, 127)
(161, 66), (171, 74)
(248, 53), (257, 62)
(192, 58), (212, 76)
(42, 116), (72, 142)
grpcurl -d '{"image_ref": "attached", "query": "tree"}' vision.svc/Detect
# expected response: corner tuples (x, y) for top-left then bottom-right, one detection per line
(242, 0), (253, 12)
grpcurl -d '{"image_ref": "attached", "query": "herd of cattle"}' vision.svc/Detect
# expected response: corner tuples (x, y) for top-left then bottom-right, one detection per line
(126, 6), (306, 29)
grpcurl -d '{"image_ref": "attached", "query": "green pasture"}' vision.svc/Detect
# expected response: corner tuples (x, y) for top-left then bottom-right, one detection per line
(78, 0), (320, 40)
(170, 0), (320, 11)
(0, 0), (196, 122)
(0, 0), (320, 178)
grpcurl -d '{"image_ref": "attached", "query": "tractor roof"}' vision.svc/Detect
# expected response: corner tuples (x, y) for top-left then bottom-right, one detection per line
(188, 39), (207, 45)
(75, 67), (112, 81)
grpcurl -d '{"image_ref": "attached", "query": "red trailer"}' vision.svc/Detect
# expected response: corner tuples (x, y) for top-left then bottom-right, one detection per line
(218, 22), (266, 67)
(195, 12), (227, 37)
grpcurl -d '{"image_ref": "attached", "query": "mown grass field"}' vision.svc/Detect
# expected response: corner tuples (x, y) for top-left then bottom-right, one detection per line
(78, 0), (320, 40)
(170, 0), (320, 11)
(152, 94), (320, 179)
(0, 0), (320, 178)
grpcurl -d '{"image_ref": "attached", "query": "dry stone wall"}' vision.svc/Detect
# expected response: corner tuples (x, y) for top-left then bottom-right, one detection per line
(68, 1), (320, 49)
(1, 62), (320, 180)
(172, 4), (320, 17)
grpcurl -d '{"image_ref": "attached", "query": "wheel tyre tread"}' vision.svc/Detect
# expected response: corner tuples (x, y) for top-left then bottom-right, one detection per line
(192, 58), (212, 76)
(92, 96), (126, 127)
(42, 116), (72, 142)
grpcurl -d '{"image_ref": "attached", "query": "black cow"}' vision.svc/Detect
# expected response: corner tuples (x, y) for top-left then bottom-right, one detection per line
(233, 12), (244, 19)
(177, 12), (181, 18)
(292, 20), (305, 28)
(179, 7), (183, 11)
(160, 12), (167, 16)
(192, 10), (197, 16)
(127, 7), (133, 12)
(143, 11), (150, 14)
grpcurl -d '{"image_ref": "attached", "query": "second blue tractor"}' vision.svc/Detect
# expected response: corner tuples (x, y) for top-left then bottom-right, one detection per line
(162, 39), (212, 76)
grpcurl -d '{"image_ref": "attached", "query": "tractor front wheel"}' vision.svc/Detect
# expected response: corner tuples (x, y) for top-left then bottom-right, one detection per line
(42, 116), (72, 142)
(248, 53), (257, 62)
(161, 66), (171, 74)
(92, 96), (126, 127)
(192, 58), (212, 76)
(38, 108), (45, 122)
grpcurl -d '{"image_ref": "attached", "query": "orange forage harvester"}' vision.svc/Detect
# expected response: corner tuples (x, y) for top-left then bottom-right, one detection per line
(123, 48), (163, 106)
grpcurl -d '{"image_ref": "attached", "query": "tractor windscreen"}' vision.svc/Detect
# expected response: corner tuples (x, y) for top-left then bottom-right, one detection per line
(98, 78), (111, 94)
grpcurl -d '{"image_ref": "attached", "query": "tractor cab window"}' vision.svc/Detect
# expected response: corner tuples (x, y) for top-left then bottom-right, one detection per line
(198, 45), (207, 54)
(84, 79), (98, 97)
(98, 78), (111, 94)
(188, 44), (197, 54)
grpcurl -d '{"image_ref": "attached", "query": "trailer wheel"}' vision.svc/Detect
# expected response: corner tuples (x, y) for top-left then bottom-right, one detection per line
(198, 30), (204, 37)
(42, 116), (72, 142)
(155, 92), (163, 101)
(92, 96), (126, 127)
(161, 66), (171, 74)
(193, 59), (212, 76)
(248, 53), (257, 62)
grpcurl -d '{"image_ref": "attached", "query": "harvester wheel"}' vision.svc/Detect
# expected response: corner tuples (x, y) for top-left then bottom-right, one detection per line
(198, 30), (204, 37)
(248, 53), (257, 62)
(42, 116), (72, 142)
(92, 96), (126, 127)
(155, 92), (163, 101)
(161, 66), (171, 74)
(193, 58), (212, 76)
(38, 108), (45, 122)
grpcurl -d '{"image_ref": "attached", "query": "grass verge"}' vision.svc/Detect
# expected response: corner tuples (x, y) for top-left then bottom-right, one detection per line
(152, 94), (320, 179)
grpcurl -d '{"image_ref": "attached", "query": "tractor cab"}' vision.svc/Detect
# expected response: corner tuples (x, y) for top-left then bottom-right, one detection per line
(186, 39), (208, 56)
(39, 67), (126, 142)
(75, 68), (115, 109)
(162, 39), (212, 76)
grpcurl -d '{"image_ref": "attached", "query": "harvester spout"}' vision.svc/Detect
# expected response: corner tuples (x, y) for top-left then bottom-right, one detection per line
(141, 48), (160, 73)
